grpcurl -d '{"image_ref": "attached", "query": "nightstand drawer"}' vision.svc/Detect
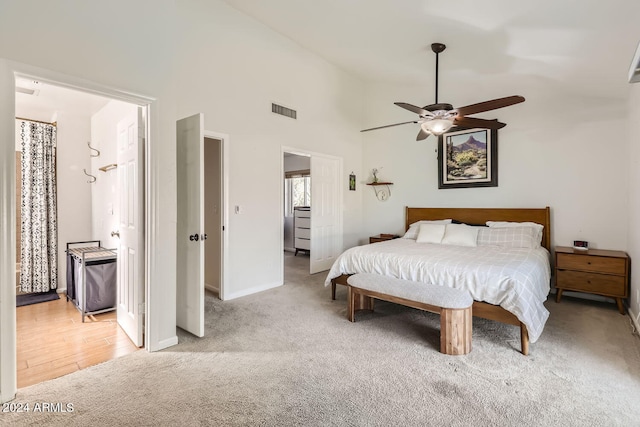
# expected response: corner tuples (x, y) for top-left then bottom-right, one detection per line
(556, 253), (626, 275)
(556, 270), (626, 296)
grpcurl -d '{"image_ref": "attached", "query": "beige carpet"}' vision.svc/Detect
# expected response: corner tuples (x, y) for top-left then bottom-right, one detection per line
(5, 253), (640, 426)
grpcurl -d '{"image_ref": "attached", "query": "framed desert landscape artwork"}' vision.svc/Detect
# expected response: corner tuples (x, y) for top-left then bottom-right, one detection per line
(438, 127), (498, 189)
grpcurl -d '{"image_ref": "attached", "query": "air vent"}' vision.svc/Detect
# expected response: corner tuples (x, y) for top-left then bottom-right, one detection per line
(272, 103), (297, 119)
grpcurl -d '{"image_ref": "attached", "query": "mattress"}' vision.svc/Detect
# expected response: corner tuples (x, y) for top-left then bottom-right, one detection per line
(325, 238), (551, 342)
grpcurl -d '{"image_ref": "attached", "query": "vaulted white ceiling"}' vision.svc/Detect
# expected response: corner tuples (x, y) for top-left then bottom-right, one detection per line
(15, 2), (640, 124)
(221, 0), (640, 101)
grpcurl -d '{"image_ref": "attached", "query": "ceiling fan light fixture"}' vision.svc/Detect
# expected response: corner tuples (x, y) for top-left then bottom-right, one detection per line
(421, 118), (454, 135)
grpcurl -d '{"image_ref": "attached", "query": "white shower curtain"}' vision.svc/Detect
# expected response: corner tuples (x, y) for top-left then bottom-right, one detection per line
(19, 120), (58, 293)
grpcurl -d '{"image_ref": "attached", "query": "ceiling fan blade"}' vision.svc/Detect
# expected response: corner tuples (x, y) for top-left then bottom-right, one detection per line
(416, 128), (431, 141)
(455, 95), (525, 117)
(453, 117), (506, 130)
(361, 120), (417, 132)
(394, 102), (429, 116)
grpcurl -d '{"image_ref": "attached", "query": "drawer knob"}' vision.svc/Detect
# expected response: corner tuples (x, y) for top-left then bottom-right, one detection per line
(587, 261), (591, 265)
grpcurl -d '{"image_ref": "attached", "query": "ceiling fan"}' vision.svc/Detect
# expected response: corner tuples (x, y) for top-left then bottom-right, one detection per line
(361, 43), (525, 141)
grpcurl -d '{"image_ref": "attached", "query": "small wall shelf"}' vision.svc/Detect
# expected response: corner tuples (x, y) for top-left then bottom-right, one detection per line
(99, 163), (118, 172)
(366, 182), (393, 201)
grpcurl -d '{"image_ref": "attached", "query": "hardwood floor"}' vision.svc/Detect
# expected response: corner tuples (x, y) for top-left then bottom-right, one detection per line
(17, 296), (139, 389)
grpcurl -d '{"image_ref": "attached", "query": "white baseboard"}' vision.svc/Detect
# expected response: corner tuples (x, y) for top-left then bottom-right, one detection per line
(204, 282), (219, 294)
(284, 247), (295, 253)
(630, 307), (640, 335)
(223, 280), (282, 301)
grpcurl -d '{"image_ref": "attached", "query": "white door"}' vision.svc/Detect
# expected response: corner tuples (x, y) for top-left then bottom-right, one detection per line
(309, 155), (342, 274)
(116, 107), (145, 347)
(176, 114), (205, 337)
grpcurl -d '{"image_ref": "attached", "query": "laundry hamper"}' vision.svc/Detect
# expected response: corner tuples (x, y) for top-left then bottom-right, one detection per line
(66, 241), (117, 322)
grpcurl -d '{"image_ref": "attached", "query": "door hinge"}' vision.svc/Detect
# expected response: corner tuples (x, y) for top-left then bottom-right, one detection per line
(139, 302), (146, 315)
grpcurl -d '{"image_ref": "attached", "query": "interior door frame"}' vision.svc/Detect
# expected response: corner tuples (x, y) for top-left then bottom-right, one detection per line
(204, 130), (230, 300)
(280, 146), (343, 276)
(0, 60), (155, 402)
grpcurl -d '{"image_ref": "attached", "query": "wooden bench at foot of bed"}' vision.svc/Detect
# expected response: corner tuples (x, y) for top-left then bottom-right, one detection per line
(333, 273), (530, 355)
(346, 273), (473, 355)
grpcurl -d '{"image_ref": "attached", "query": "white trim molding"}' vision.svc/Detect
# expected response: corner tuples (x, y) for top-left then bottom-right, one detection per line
(0, 59), (18, 403)
(629, 40), (640, 83)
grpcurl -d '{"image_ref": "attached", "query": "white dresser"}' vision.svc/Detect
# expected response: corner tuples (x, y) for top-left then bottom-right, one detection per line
(294, 206), (311, 256)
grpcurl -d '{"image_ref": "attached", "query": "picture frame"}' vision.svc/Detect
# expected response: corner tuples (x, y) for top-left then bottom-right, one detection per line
(438, 127), (498, 189)
(349, 172), (356, 191)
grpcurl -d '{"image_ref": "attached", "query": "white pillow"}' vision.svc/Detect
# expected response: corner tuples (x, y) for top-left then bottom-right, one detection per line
(477, 227), (538, 248)
(416, 223), (446, 244)
(441, 223), (479, 247)
(486, 221), (543, 246)
(402, 219), (453, 240)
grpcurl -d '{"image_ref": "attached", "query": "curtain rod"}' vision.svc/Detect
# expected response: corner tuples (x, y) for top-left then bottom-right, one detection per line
(15, 117), (57, 127)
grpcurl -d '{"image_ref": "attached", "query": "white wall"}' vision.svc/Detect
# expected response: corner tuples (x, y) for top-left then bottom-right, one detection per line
(90, 100), (138, 249)
(284, 154), (311, 173)
(627, 83), (640, 326)
(54, 113), (94, 291)
(361, 81), (629, 251)
(175, 1), (364, 298)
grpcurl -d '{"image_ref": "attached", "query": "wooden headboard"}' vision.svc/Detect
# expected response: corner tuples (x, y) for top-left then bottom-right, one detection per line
(406, 207), (551, 251)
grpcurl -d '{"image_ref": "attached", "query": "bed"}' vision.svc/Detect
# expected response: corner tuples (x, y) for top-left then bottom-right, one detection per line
(326, 207), (552, 355)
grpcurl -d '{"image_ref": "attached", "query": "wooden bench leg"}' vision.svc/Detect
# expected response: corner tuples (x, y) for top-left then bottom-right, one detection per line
(440, 306), (472, 355)
(347, 287), (375, 322)
(520, 323), (529, 356)
(347, 286), (355, 322)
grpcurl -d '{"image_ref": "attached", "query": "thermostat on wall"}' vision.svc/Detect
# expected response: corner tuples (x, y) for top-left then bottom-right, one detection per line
(573, 240), (589, 251)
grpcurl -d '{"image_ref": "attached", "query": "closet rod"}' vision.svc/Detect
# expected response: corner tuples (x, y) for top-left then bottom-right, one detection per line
(15, 116), (57, 127)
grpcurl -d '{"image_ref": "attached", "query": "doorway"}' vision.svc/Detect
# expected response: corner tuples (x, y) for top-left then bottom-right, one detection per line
(13, 76), (148, 387)
(281, 147), (343, 276)
(283, 151), (311, 266)
(176, 117), (229, 338)
(204, 137), (223, 297)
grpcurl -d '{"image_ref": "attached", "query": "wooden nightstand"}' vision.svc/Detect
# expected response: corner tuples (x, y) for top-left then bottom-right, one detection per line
(555, 246), (630, 314)
(369, 234), (399, 244)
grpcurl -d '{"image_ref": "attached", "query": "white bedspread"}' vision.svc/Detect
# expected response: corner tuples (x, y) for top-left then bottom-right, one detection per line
(325, 239), (551, 343)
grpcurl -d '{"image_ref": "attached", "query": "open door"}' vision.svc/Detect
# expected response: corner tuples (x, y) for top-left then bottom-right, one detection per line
(309, 155), (342, 274)
(176, 113), (205, 337)
(116, 107), (145, 347)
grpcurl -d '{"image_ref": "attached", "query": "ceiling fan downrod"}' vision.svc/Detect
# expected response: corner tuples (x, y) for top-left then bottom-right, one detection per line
(431, 43), (446, 105)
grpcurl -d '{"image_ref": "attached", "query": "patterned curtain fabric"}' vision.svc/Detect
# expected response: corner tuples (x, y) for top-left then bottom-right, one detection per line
(20, 121), (58, 293)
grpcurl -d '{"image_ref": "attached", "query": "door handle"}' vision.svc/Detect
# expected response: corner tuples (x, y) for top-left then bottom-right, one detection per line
(111, 231), (120, 238)
(189, 233), (199, 242)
